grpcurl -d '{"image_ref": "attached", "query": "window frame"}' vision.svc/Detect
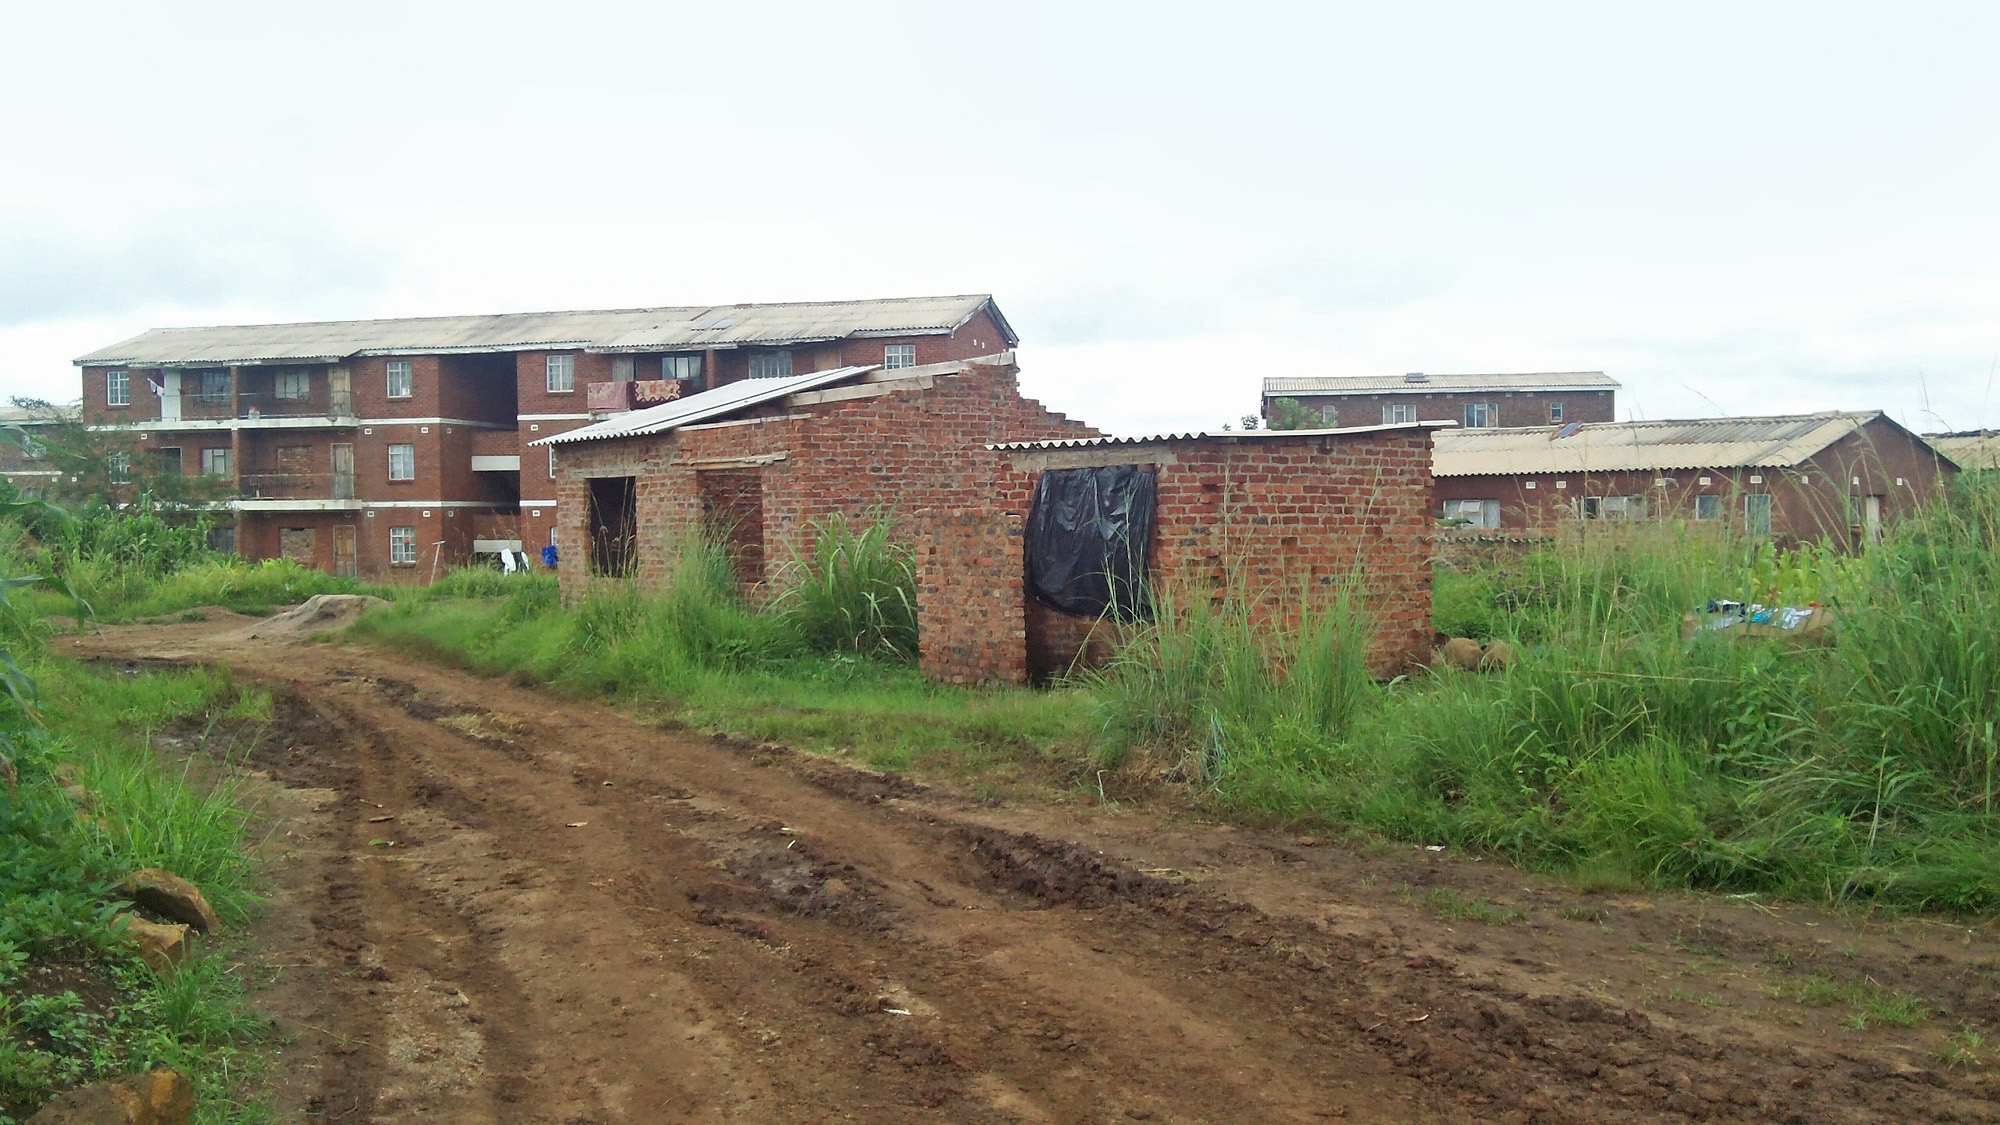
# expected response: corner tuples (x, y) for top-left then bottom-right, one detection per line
(1383, 403), (1416, 425)
(389, 526), (418, 565)
(1745, 493), (1773, 536)
(883, 344), (916, 370)
(546, 354), (575, 394)
(273, 367), (311, 401)
(385, 360), (413, 399)
(662, 355), (701, 383)
(196, 369), (231, 405)
(1464, 401), (1498, 428)
(748, 351), (793, 380)
(200, 448), (231, 477)
(1319, 404), (1339, 426)
(107, 450), (131, 483)
(387, 443), (416, 482)
(1694, 493), (1721, 521)
(1548, 401), (1565, 424)
(106, 369), (131, 407)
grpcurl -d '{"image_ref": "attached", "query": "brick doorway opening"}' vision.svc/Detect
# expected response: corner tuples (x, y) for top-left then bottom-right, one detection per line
(587, 476), (638, 576)
(697, 469), (766, 586)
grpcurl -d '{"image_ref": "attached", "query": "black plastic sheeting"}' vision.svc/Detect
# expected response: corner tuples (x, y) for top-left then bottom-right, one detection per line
(1024, 465), (1157, 620)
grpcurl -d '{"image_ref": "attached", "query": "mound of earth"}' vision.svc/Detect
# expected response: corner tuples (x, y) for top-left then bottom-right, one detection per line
(226, 594), (388, 642)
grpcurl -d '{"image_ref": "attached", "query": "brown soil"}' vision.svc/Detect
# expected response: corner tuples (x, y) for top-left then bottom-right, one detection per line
(66, 616), (2000, 1124)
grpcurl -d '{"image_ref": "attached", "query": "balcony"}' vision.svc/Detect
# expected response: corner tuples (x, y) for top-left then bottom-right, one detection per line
(236, 471), (359, 509)
(157, 389), (356, 425)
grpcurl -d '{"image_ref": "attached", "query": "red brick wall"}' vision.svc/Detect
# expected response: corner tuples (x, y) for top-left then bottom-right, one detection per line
(915, 509), (1027, 684)
(548, 361), (1095, 604)
(1280, 389), (1614, 429)
(998, 430), (1440, 677)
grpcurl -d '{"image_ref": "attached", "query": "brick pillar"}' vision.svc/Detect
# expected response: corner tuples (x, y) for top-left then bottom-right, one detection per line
(915, 507), (1027, 685)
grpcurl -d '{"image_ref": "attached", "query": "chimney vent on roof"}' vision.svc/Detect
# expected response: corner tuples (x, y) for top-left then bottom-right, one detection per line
(1404, 372), (1427, 383)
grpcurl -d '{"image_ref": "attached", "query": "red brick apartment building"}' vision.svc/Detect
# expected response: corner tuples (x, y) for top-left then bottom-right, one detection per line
(1432, 411), (1957, 545)
(538, 357), (1443, 684)
(1265, 371), (1618, 430)
(73, 295), (1016, 577)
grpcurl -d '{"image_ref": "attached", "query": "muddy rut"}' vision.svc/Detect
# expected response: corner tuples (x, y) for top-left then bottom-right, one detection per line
(77, 617), (2000, 1123)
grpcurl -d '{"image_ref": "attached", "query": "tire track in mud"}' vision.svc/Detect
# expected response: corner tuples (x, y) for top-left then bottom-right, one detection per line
(89, 622), (2000, 1123)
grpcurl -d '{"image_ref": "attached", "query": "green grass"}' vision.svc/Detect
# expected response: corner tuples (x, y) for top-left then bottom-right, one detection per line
(1419, 887), (1527, 925)
(1768, 973), (1936, 1028)
(2, 643), (273, 1121)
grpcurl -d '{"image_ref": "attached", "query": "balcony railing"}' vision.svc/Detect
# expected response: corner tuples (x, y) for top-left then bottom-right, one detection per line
(158, 390), (355, 423)
(585, 379), (686, 414)
(238, 471), (357, 501)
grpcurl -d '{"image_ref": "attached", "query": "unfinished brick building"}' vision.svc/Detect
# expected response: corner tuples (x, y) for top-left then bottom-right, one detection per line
(1432, 411), (1958, 545)
(534, 353), (1096, 600)
(73, 295), (1016, 577)
(539, 355), (1443, 684)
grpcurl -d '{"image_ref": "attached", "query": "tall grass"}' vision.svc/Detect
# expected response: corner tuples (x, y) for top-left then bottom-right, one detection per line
(1122, 474), (2000, 911)
(773, 513), (918, 660)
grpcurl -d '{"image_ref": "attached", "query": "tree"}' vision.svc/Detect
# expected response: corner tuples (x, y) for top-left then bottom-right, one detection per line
(5, 398), (232, 516)
(1262, 397), (1325, 430)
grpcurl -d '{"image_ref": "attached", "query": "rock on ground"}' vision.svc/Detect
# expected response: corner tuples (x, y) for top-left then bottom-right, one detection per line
(26, 1068), (193, 1125)
(121, 869), (220, 933)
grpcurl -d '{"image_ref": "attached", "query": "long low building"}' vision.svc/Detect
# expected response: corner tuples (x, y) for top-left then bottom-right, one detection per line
(1432, 411), (1957, 544)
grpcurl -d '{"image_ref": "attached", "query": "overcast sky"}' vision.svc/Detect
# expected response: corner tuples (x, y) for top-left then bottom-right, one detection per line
(5, 1), (1997, 435)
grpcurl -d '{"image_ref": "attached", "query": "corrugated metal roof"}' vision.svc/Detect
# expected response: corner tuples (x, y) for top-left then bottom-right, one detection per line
(1929, 433), (1999, 470)
(1433, 412), (1885, 477)
(531, 367), (871, 447)
(1265, 371), (1619, 396)
(76, 295), (1010, 367)
(989, 420), (1448, 451)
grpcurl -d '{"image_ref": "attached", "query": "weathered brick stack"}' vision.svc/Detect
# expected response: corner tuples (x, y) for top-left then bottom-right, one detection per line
(914, 509), (1027, 684)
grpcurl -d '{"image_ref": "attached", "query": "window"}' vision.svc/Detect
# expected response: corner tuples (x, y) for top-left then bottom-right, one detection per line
(546, 355), (575, 393)
(1745, 493), (1773, 536)
(662, 355), (701, 382)
(274, 367), (310, 400)
(549, 447), (557, 480)
(883, 344), (916, 370)
(748, 351), (793, 380)
(386, 360), (413, 399)
(1464, 402), (1498, 428)
(1694, 494), (1721, 521)
(1453, 499), (1501, 529)
(1581, 496), (1602, 519)
(1548, 401), (1565, 424)
(1601, 495), (1629, 520)
(388, 443), (415, 481)
(156, 448), (182, 475)
(1383, 403), (1416, 424)
(207, 527), (237, 555)
(196, 369), (230, 404)
(108, 450), (130, 483)
(389, 526), (417, 565)
(200, 448), (230, 476)
(1319, 404), (1339, 425)
(106, 370), (130, 406)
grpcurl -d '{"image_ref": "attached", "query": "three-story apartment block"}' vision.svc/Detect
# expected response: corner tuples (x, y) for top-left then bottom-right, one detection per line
(76, 295), (1016, 578)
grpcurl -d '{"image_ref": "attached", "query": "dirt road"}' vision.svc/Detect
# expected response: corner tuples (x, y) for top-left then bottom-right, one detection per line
(76, 614), (2000, 1123)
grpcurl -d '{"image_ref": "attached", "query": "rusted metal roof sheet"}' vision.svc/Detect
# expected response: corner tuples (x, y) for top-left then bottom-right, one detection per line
(1928, 432), (1999, 470)
(1433, 412), (1889, 477)
(989, 420), (1450, 451)
(531, 367), (871, 447)
(1265, 371), (1619, 397)
(76, 295), (1010, 367)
